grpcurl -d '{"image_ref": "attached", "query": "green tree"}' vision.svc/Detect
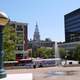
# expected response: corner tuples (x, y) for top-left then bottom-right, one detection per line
(67, 49), (75, 60)
(73, 45), (80, 61)
(59, 48), (66, 59)
(37, 47), (54, 58)
(32, 46), (37, 58)
(3, 24), (16, 61)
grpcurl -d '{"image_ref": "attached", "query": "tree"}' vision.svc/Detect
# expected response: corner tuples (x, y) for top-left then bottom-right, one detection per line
(67, 49), (75, 60)
(32, 46), (38, 58)
(3, 24), (16, 61)
(73, 45), (80, 61)
(37, 47), (54, 58)
(59, 48), (66, 59)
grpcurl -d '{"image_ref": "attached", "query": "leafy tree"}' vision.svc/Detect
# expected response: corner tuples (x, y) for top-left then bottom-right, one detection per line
(3, 24), (16, 61)
(28, 50), (32, 58)
(32, 46), (37, 58)
(37, 47), (54, 58)
(59, 48), (66, 59)
(63, 45), (80, 61)
(73, 45), (80, 61)
(66, 49), (75, 60)
(59, 48), (75, 60)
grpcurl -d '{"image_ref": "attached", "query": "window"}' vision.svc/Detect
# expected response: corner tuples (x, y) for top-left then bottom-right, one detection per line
(16, 25), (23, 31)
(16, 46), (23, 50)
(17, 32), (23, 37)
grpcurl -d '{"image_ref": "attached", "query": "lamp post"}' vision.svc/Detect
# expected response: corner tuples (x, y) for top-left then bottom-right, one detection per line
(0, 11), (9, 78)
(65, 55), (67, 65)
(65, 50), (69, 65)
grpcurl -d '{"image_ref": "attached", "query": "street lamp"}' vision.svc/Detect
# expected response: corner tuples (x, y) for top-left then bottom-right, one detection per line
(65, 55), (67, 65)
(65, 49), (69, 65)
(0, 11), (9, 78)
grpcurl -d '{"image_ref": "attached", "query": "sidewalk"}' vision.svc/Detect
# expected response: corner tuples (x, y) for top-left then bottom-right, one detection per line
(6, 66), (80, 80)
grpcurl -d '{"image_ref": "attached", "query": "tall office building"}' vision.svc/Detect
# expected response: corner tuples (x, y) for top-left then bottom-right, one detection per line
(65, 8), (80, 42)
(9, 21), (28, 60)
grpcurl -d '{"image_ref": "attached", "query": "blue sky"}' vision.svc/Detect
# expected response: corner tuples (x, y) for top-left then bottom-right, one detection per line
(0, 0), (80, 41)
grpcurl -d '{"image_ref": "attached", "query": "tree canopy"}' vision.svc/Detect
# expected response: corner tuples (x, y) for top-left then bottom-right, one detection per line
(3, 24), (16, 61)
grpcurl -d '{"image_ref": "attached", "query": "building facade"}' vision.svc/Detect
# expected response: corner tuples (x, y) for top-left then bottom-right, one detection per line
(28, 40), (55, 49)
(32, 22), (40, 47)
(58, 41), (80, 50)
(28, 23), (55, 49)
(33, 23), (40, 41)
(65, 8), (80, 42)
(9, 21), (28, 60)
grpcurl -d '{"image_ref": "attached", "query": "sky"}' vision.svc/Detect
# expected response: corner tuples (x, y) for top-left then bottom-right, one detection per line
(0, 0), (80, 41)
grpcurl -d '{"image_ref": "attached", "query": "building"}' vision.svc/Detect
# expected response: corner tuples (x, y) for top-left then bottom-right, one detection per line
(27, 22), (55, 58)
(58, 41), (80, 50)
(28, 22), (55, 48)
(33, 22), (40, 41)
(65, 8), (80, 42)
(32, 22), (40, 47)
(28, 23), (55, 49)
(9, 21), (28, 60)
(40, 40), (55, 48)
(28, 40), (55, 49)
(31, 22), (40, 57)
